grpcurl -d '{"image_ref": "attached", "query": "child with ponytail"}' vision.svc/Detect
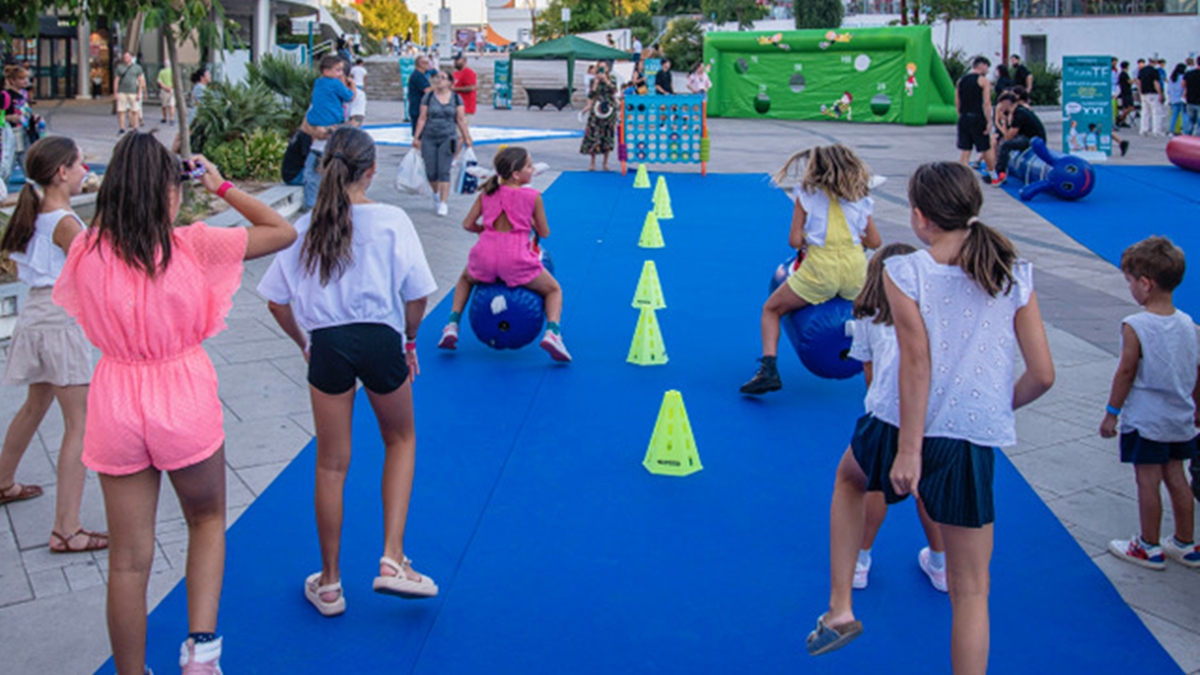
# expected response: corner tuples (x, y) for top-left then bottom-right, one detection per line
(741, 144), (881, 394)
(259, 127), (441, 617)
(807, 162), (1055, 675)
(437, 146), (571, 362)
(0, 136), (104, 554)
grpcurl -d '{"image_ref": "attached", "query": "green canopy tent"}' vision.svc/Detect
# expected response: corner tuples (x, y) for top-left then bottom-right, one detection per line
(509, 35), (632, 98)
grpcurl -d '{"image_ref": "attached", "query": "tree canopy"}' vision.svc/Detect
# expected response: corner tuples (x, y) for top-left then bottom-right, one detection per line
(794, 0), (844, 30)
(358, 0), (419, 43)
(701, 0), (766, 30)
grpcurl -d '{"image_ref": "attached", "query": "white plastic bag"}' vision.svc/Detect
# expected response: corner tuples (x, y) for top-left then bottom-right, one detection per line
(395, 150), (432, 196)
(453, 146), (479, 195)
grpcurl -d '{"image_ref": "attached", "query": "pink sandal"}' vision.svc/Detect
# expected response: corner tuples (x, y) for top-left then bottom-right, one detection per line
(305, 572), (345, 616)
(372, 556), (438, 599)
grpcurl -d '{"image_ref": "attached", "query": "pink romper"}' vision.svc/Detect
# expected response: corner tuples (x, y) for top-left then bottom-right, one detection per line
(53, 223), (248, 476)
(467, 185), (544, 288)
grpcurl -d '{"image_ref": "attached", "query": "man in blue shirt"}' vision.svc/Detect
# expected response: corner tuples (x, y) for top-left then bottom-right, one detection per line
(408, 56), (432, 135)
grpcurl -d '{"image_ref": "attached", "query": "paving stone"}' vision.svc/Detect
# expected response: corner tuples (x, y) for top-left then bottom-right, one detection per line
(221, 385), (313, 422)
(215, 360), (307, 402)
(63, 560), (105, 592)
(1007, 440), (1130, 499)
(211, 337), (308, 365)
(28, 567), (69, 598)
(234, 461), (292, 496)
(1135, 609), (1200, 675)
(224, 416), (312, 469)
(0, 531), (32, 606)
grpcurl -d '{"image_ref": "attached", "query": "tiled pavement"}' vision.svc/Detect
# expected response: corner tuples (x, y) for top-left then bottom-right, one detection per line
(1, 89), (1196, 674)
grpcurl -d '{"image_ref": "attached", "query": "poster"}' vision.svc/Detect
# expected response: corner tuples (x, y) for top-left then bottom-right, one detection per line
(1061, 55), (1112, 159)
(644, 57), (661, 95)
(494, 59), (512, 109)
(399, 57), (415, 122)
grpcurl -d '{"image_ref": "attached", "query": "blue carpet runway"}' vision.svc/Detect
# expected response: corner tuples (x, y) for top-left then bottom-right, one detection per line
(101, 172), (1181, 674)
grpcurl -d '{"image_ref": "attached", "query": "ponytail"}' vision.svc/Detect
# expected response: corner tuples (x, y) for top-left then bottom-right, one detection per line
(1, 135), (81, 256)
(482, 173), (501, 196)
(958, 220), (1017, 297)
(908, 162), (1017, 297)
(303, 127), (375, 285)
(772, 149), (810, 190)
(485, 146), (530, 196)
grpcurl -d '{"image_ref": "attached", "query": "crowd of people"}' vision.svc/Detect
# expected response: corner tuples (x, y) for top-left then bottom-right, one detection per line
(1114, 55), (1200, 137)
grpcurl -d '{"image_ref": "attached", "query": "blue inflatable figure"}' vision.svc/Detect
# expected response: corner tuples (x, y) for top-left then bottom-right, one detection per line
(468, 250), (555, 350)
(1006, 137), (1095, 201)
(768, 257), (863, 380)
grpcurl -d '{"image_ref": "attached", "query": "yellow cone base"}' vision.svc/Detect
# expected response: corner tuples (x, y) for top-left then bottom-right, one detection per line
(638, 212), (664, 248)
(627, 307), (668, 366)
(632, 260), (667, 310)
(643, 390), (702, 476)
(633, 164), (651, 188)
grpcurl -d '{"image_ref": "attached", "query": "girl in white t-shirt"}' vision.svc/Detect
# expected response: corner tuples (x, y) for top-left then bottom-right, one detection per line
(0, 136), (103, 553)
(844, 242), (947, 594)
(259, 127), (440, 617)
(806, 162), (1055, 670)
(741, 144), (882, 395)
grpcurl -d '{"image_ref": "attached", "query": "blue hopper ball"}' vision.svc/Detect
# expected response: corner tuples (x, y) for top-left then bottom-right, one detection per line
(769, 257), (863, 380)
(468, 250), (555, 350)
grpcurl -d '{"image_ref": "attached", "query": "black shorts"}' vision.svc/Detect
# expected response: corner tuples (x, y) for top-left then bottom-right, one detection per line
(850, 414), (995, 528)
(308, 323), (410, 395)
(1119, 430), (1199, 465)
(957, 113), (991, 152)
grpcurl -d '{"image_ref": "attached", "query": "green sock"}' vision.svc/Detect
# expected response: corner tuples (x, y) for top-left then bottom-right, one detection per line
(547, 321), (561, 335)
(448, 311), (461, 324)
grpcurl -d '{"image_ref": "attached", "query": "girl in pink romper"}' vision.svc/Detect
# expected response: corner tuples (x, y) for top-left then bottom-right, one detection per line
(53, 134), (296, 675)
(437, 146), (571, 361)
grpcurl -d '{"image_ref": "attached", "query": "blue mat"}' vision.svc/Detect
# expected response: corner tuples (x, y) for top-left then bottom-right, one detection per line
(1004, 164), (1200, 317)
(101, 172), (1181, 674)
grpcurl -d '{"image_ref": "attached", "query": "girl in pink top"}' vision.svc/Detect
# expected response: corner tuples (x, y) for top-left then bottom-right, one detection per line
(53, 133), (296, 675)
(437, 146), (571, 361)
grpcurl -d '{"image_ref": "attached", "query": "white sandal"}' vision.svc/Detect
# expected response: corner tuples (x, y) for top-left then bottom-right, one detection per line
(372, 556), (438, 599)
(305, 572), (346, 616)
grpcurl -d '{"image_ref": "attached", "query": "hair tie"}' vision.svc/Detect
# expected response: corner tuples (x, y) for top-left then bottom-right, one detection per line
(967, 216), (981, 227)
(332, 152), (347, 163)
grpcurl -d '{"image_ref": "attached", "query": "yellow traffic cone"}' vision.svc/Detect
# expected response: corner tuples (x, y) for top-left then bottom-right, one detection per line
(643, 390), (702, 476)
(633, 163), (651, 188)
(632, 260), (666, 310)
(627, 307), (668, 366)
(653, 176), (673, 220)
(638, 211), (664, 249)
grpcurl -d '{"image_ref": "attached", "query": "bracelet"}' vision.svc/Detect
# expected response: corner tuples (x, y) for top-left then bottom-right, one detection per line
(216, 181), (234, 199)
(404, 341), (417, 352)
(1106, 404), (1122, 416)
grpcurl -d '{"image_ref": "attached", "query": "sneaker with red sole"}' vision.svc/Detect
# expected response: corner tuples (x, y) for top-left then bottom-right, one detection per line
(437, 323), (458, 350)
(540, 331), (572, 362)
(1108, 535), (1166, 570)
(179, 637), (223, 675)
(990, 172), (1007, 187)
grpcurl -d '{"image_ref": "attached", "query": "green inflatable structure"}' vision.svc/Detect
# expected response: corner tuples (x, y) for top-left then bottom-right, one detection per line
(704, 26), (957, 125)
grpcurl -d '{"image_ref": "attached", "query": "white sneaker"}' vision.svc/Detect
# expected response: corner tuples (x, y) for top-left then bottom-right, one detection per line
(1163, 537), (1200, 568)
(539, 330), (572, 362)
(853, 559), (870, 590)
(1108, 535), (1167, 570)
(437, 323), (459, 350)
(179, 636), (223, 674)
(436, 201), (449, 216)
(918, 546), (948, 593)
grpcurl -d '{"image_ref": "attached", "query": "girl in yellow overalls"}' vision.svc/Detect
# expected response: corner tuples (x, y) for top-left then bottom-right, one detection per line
(741, 144), (882, 394)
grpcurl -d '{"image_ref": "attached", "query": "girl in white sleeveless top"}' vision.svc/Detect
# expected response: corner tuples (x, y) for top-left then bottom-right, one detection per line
(0, 136), (104, 553)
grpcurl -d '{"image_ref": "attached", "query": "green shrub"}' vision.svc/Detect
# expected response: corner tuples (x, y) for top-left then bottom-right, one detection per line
(1029, 62), (1062, 106)
(247, 54), (318, 134)
(191, 80), (289, 158)
(942, 48), (968, 84)
(205, 128), (287, 181)
(661, 17), (704, 74)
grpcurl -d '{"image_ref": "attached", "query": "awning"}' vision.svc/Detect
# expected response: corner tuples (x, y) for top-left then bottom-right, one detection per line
(485, 25), (511, 47)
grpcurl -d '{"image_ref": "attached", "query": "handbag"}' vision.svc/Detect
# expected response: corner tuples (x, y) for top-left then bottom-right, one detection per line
(456, 146), (479, 195)
(395, 150), (432, 196)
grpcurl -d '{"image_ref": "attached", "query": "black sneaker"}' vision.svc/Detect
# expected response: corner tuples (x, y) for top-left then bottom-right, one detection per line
(740, 357), (782, 395)
(1120, 140), (1130, 157)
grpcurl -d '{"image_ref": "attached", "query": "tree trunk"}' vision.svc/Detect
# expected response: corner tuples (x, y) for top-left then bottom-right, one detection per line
(166, 29), (191, 160)
(125, 13), (146, 56)
(900, 0), (908, 25)
(944, 18), (951, 56)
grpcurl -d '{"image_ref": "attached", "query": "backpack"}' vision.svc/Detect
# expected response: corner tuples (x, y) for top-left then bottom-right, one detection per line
(281, 130), (312, 185)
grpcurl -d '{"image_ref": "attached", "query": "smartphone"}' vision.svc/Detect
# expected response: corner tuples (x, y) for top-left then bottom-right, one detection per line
(181, 160), (206, 181)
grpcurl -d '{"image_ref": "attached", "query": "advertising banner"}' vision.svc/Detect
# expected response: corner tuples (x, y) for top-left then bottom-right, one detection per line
(1061, 55), (1112, 159)
(644, 58), (661, 95)
(399, 57), (415, 122)
(494, 59), (512, 109)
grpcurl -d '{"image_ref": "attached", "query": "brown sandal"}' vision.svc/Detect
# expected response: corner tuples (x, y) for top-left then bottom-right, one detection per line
(50, 528), (109, 554)
(0, 482), (43, 506)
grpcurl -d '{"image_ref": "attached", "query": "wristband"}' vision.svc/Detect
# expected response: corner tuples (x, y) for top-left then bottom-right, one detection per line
(405, 341), (417, 352)
(1106, 404), (1122, 416)
(216, 181), (234, 199)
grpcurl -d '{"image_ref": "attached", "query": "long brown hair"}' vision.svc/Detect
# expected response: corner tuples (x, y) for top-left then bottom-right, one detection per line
(773, 144), (872, 202)
(481, 146), (530, 196)
(304, 126), (375, 285)
(90, 131), (178, 277)
(0, 136), (80, 255)
(853, 242), (917, 324)
(908, 162), (1018, 297)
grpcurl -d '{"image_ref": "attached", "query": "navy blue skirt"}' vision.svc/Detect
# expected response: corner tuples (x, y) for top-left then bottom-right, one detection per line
(850, 414), (995, 528)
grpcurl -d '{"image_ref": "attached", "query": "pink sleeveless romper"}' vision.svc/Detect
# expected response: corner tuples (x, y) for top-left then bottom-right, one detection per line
(53, 223), (247, 475)
(467, 185), (544, 288)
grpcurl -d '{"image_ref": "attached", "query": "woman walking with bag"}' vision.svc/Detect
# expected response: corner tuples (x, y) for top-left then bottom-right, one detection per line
(413, 70), (473, 216)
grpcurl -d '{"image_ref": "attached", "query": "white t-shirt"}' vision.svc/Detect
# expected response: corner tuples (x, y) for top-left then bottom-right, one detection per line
(256, 204), (437, 340)
(350, 65), (367, 89)
(1120, 310), (1199, 442)
(884, 250), (1035, 447)
(792, 187), (873, 248)
(348, 86), (367, 117)
(10, 209), (85, 287)
(848, 316), (901, 426)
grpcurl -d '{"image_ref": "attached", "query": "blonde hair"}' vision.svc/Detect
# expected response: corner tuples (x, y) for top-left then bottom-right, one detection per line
(773, 144), (872, 202)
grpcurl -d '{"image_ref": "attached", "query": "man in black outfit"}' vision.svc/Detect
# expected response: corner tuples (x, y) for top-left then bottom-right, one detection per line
(957, 56), (1000, 185)
(1137, 58), (1164, 135)
(1010, 54), (1033, 92)
(655, 58), (674, 95)
(994, 88), (1047, 177)
(1117, 61), (1136, 127)
(1183, 62), (1200, 135)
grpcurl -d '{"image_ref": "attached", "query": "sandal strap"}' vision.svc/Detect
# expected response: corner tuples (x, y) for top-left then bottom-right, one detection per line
(307, 573), (342, 594)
